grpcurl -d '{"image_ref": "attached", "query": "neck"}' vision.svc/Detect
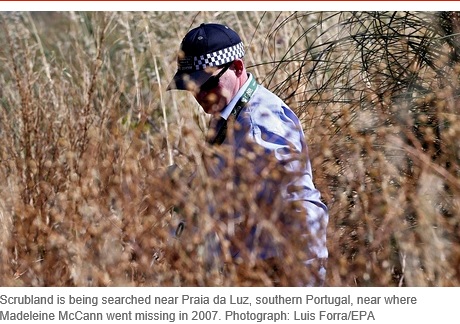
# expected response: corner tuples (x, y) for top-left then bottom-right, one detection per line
(231, 71), (249, 99)
(238, 71), (249, 90)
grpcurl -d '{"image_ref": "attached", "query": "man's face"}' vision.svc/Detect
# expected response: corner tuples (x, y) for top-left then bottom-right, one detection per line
(194, 87), (226, 115)
(192, 65), (232, 115)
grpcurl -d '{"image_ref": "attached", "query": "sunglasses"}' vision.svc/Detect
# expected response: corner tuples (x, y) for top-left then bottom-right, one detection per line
(199, 63), (231, 92)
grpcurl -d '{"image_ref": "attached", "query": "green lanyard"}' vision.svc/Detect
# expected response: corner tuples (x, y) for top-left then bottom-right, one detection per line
(209, 77), (258, 146)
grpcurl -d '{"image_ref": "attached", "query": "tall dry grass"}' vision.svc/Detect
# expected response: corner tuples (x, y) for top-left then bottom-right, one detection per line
(0, 11), (459, 286)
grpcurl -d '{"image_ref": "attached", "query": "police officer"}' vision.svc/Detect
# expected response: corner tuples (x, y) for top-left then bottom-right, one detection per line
(167, 23), (328, 286)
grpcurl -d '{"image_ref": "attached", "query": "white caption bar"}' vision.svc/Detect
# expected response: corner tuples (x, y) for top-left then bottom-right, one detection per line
(0, 287), (456, 323)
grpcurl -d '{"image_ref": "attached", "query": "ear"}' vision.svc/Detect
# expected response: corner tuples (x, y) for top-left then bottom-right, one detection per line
(231, 59), (245, 77)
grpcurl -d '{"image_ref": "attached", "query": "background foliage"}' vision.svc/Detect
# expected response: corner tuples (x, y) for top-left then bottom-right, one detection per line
(1, 11), (459, 286)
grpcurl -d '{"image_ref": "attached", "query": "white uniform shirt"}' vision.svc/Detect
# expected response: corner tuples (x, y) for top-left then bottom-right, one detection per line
(208, 74), (329, 263)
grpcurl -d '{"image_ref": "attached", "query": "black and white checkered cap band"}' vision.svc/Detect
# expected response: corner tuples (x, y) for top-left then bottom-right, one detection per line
(178, 42), (245, 71)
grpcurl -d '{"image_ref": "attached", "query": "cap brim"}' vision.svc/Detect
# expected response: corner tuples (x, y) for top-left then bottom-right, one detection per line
(166, 69), (214, 91)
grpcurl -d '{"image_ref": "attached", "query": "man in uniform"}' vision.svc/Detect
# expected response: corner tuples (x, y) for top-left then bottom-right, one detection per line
(167, 23), (328, 286)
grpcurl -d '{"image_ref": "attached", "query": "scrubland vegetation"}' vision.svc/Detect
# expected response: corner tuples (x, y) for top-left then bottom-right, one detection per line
(1, 11), (459, 286)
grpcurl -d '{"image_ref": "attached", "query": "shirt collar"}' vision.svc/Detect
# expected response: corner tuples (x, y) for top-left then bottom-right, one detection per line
(219, 73), (254, 120)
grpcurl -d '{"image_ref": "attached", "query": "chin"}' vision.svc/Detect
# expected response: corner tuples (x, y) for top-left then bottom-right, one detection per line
(201, 104), (218, 115)
(201, 106), (213, 114)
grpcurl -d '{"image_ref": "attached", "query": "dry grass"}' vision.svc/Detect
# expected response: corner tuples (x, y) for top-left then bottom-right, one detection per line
(0, 11), (459, 287)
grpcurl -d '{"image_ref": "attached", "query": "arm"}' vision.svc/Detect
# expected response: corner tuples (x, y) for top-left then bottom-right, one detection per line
(242, 100), (329, 261)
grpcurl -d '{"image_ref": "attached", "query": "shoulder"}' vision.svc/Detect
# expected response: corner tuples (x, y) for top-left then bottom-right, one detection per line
(251, 84), (284, 107)
(248, 84), (302, 132)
